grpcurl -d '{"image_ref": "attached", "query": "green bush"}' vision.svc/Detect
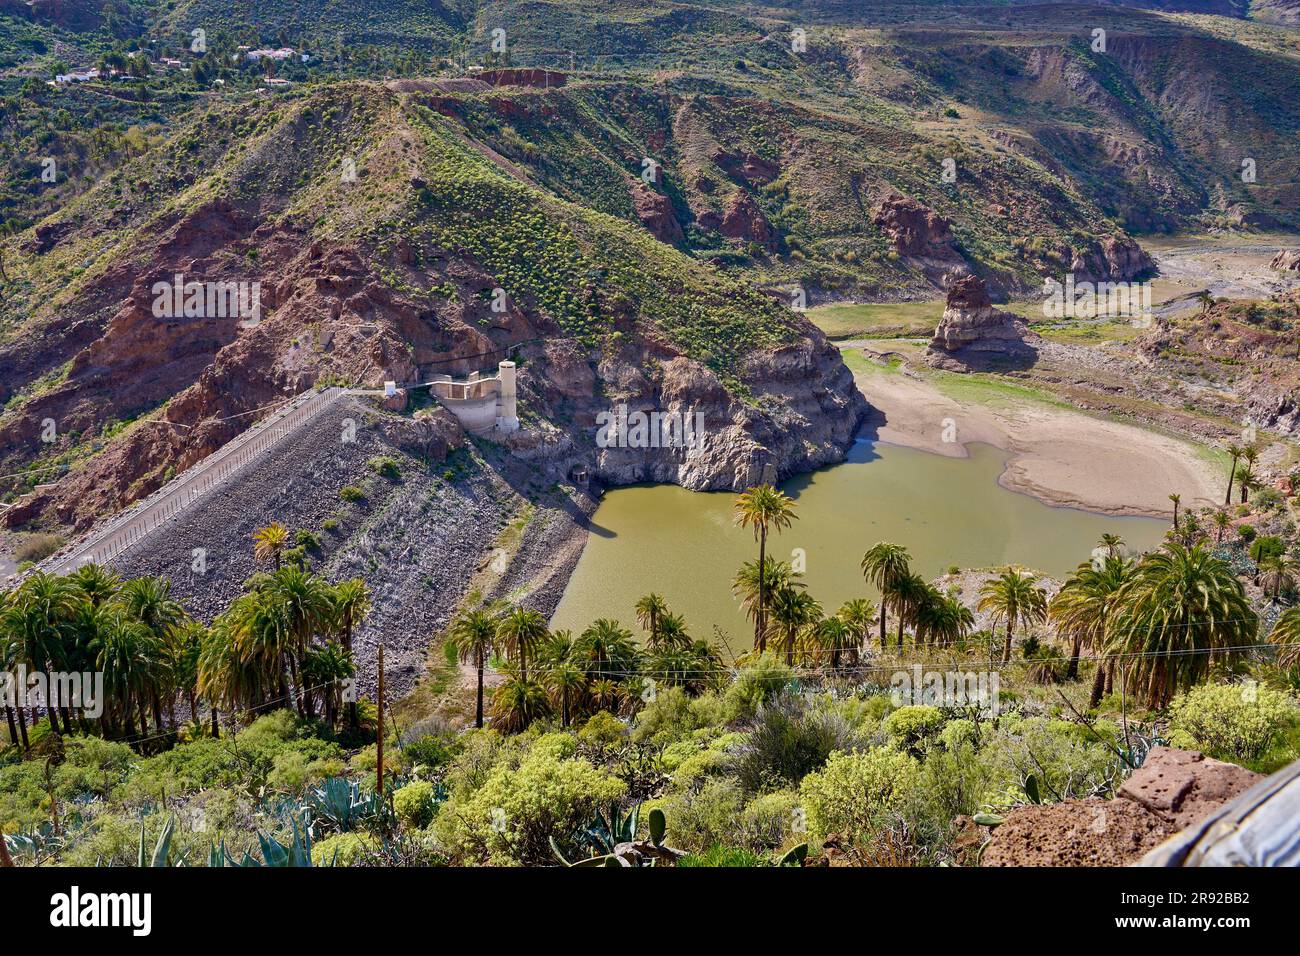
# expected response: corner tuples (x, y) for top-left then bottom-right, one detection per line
(1169, 683), (1296, 762)
(723, 654), (795, 722)
(799, 748), (920, 845)
(432, 733), (625, 865)
(577, 711), (626, 748)
(632, 687), (725, 745)
(393, 781), (439, 830)
(369, 456), (402, 480)
(678, 845), (767, 867)
(340, 485), (366, 503)
(729, 695), (861, 793)
(14, 532), (64, 563)
(312, 832), (379, 866)
(884, 705), (944, 750)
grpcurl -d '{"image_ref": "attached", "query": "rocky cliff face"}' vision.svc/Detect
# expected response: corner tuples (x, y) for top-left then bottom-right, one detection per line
(872, 193), (965, 282)
(926, 272), (1039, 370)
(0, 87), (869, 532)
(552, 331), (868, 491)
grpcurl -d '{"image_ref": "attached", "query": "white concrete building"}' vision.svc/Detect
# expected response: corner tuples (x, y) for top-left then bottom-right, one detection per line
(427, 360), (520, 436)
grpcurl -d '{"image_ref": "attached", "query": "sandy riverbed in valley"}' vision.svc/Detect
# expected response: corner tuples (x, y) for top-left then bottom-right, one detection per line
(854, 364), (1224, 519)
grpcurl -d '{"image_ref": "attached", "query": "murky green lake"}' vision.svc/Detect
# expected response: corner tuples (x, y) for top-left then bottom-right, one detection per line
(551, 440), (1168, 650)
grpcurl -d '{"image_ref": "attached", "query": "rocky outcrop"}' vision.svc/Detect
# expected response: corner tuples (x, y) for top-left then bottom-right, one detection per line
(926, 272), (1038, 370)
(1069, 235), (1154, 283)
(1271, 249), (1300, 272)
(630, 184), (684, 244)
(981, 748), (1262, 866)
(718, 191), (777, 249)
(873, 193), (963, 264)
(713, 150), (780, 185)
(566, 327), (868, 492)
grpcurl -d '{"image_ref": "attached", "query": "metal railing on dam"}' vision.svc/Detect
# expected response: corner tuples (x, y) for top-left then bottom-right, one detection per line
(29, 387), (349, 577)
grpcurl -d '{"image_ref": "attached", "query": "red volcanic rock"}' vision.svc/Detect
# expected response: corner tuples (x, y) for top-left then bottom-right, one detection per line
(630, 184), (684, 244)
(872, 193), (962, 262)
(1069, 235), (1154, 282)
(981, 748), (1263, 867)
(479, 68), (567, 89)
(1117, 747), (1262, 829)
(713, 150), (780, 185)
(719, 191), (777, 249)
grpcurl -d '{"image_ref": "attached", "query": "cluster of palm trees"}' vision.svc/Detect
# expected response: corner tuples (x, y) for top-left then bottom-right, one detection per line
(1050, 539), (1266, 709)
(730, 484), (1296, 712)
(0, 523), (372, 751)
(731, 486), (975, 668)
(198, 563), (369, 734)
(1, 566), (192, 749)
(449, 596), (724, 733)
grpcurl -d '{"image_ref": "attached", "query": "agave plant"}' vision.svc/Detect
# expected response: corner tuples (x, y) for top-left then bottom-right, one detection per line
(206, 812), (319, 867)
(303, 776), (388, 834)
(579, 802), (641, 855)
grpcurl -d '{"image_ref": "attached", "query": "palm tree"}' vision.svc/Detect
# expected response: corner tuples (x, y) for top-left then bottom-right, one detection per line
(450, 609), (496, 729)
(1268, 606), (1300, 673)
(69, 563), (122, 608)
(861, 543), (911, 650)
(541, 633), (585, 729)
(328, 579), (370, 728)
(656, 612), (690, 651)
(913, 588), (974, 647)
(733, 485), (797, 652)
(814, 615), (856, 671)
(1212, 509), (1230, 544)
(497, 607), (548, 684)
(491, 674), (552, 733)
(94, 610), (161, 740)
(1237, 470), (1259, 505)
(1105, 543), (1256, 709)
(733, 558), (801, 651)
(1168, 494), (1181, 530)
(634, 593), (669, 650)
(1099, 533), (1124, 559)
(252, 522), (290, 570)
(1049, 556), (1134, 694)
(225, 589), (292, 710)
(1, 571), (80, 736)
(1224, 443), (1243, 505)
(1259, 555), (1297, 603)
(168, 621), (205, 726)
(1196, 290), (1214, 317)
(769, 585), (821, 666)
(977, 567), (1047, 663)
(837, 598), (876, 661)
(118, 577), (187, 730)
(892, 572), (931, 648)
(300, 641), (353, 727)
(576, 618), (638, 682)
(264, 565), (333, 715)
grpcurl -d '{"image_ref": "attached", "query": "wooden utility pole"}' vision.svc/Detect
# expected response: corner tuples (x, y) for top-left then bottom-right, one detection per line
(376, 643), (385, 796)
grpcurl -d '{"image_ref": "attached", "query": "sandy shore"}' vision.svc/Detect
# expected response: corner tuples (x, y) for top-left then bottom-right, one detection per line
(854, 364), (1224, 518)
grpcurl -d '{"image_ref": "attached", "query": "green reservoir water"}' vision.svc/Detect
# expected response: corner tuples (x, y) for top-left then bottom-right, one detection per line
(551, 440), (1168, 651)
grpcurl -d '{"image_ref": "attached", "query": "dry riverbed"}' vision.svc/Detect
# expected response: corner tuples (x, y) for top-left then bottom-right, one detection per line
(850, 356), (1224, 519)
